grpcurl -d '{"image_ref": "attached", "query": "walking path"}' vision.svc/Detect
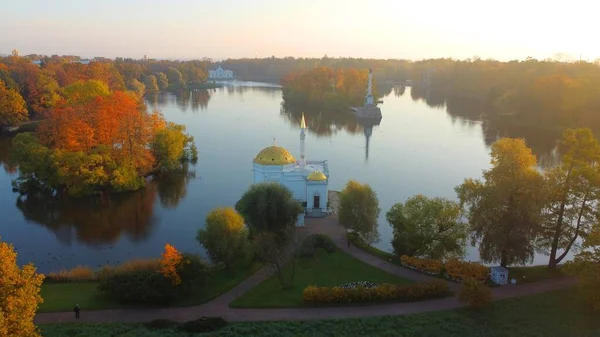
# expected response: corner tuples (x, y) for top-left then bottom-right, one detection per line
(34, 216), (575, 325)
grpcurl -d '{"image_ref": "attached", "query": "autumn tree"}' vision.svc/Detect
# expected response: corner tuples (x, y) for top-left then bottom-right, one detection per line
(144, 74), (159, 92)
(26, 69), (61, 114)
(387, 194), (467, 259)
(197, 207), (250, 269)
(339, 180), (381, 245)
(540, 128), (600, 269)
(156, 72), (169, 90)
(0, 238), (44, 337)
(159, 243), (184, 285)
(456, 138), (546, 267)
(0, 80), (28, 129)
(126, 78), (145, 99)
(152, 122), (195, 171)
(62, 79), (110, 104)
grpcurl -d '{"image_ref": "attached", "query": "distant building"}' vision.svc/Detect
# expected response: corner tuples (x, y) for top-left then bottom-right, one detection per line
(209, 65), (234, 79)
(11, 49), (19, 57)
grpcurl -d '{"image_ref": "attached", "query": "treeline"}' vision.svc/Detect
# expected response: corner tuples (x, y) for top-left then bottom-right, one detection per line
(407, 58), (600, 130)
(281, 67), (376, 110)
(0, 55), (211, 128)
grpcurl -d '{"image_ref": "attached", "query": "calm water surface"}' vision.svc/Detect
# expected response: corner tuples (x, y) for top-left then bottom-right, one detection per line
(0, 82), (566, 272)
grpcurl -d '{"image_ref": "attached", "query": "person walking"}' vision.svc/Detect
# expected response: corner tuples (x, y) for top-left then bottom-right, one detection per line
(74, 304), (80, 319)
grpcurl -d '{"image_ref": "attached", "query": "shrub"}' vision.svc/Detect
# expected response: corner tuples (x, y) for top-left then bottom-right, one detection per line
(45, 266), (95, 282)
(298, 234), (337, 258)
(400, 255), (443, 275)
(178, 317), (228, 333)
(197, 207), (251, 269)
(95, 259), (160, 281)
(303, 280), (450, 304)
(177, 253), (209, 293)
(458, 277), (492, 309)
(445, 259), (489, 282)
(145, 319), (179, 330)
(98, 269), (178, 305)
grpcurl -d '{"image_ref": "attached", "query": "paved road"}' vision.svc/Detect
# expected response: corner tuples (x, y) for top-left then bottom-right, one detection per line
(34, 216), (574, 324)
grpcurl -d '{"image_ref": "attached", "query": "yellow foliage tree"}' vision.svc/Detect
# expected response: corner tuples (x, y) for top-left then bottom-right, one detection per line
(0, 238), (44, 337)
(159, 243), (183, 285)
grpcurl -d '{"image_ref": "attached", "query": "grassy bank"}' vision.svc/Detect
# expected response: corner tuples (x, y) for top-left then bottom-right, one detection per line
(230, 249), (411, 308)
(40, 288), (598, 337)
(38, 263), (260, 313)
(348, 235), (564, 285)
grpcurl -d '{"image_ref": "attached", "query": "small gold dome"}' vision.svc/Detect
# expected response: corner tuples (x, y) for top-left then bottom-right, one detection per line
(307, 171), (327, 181)
(254, 146), (296, 165)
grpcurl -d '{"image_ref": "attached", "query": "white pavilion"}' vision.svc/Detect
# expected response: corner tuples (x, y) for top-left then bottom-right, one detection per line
(252, 114), (329, 225)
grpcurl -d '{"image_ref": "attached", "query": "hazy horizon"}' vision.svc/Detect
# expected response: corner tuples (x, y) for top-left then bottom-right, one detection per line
(1, 0), (598, 62)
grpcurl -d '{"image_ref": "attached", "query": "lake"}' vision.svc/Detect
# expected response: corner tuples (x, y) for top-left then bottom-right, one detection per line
(0, 81), (567, 272)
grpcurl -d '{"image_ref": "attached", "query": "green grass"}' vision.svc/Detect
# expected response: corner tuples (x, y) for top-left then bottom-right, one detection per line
(40, 288), (600, 337)
(38, 263), (260, 313)
(230, 249), (412, 308)
(349, 234), (565, 285)
(508, 265), (563, 284)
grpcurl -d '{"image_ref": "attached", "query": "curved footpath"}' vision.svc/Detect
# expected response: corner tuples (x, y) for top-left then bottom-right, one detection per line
(34, 216), (575, 324)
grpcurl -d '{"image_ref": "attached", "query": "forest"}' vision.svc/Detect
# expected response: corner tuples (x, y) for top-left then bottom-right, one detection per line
(281, 67), (377, 110)
(0, 55), (199, 198)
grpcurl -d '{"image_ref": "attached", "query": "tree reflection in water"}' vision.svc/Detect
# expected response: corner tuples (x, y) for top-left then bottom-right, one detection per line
(15, 164), (196, 247)
(0, 137), (17, 174)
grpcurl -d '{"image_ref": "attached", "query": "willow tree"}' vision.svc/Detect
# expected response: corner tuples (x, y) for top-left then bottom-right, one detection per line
(540, 128), (600, 269)
(456, 138), (546, 267)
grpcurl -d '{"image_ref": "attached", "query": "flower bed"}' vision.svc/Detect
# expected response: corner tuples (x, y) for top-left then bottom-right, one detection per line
(303, 280), (450, 304)
(400, 256), (443, 275)
(444, 259), (489, 282)
(339, 281), (379, 289)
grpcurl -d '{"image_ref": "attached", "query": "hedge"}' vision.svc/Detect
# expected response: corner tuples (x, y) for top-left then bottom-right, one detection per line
(303, 280), (451, 304)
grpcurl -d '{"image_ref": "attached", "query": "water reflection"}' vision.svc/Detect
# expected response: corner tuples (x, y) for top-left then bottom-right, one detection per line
(15, 165), (195, 248)
(0, 137), (16, 174)
(356, 116), (382, 161)
(280, 105), (362, 137)
(409, 87), (562, 167)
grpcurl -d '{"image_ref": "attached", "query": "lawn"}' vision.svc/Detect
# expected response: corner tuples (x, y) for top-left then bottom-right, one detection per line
(349, 234), (565, 285)
(40, 288), (600, 337)
(38, 262), (260, 313)
(229, 248), (412, 308)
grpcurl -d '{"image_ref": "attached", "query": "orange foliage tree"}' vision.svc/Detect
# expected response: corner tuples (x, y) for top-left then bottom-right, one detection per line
(159, 243), (184, 285)
(0, 80), (28, 128)
(0, 238), (45, 337)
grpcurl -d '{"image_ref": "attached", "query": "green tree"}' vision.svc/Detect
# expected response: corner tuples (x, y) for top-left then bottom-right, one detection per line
(0, 80), (28, 129)
(62, 79), (110, 105)
(235, 182), (302, 239)
(144, 74), (159, 92)
(456, 138), (546, 267)
(387, 194), (467, 259)
(152, 122), (194, 171)
(0, 238), (45, 337)
(338, 180), (380, 245)
(540, 128), (600, 269)
(197, 207), (250, 269)
(167, 67), (185, 89)
(27, 70), (61, 114)
(235, 182), (302, 287)
(156, 72), (169, 90)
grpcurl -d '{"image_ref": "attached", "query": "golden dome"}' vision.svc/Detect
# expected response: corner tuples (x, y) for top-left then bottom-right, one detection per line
(253, 146), (296, 165)
(307, 171), (327, 181)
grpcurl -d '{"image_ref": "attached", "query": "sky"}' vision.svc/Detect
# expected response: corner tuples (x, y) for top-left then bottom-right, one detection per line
(1, 0), (597, 61)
